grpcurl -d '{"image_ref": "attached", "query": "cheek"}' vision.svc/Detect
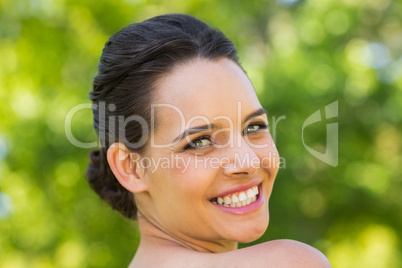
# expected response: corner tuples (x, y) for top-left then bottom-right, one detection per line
(173, 155), (191, 173)
(147, 154), (216, 208)
(255, 140), (280, 173)
(169, 155), (215, 197)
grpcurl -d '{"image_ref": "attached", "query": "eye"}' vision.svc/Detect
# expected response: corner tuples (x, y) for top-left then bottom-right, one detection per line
(243, 123), (268, 135)
(184, 135), (213, 150)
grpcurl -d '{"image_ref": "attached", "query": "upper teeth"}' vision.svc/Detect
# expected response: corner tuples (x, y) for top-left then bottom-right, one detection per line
(215, 186), (259, 207)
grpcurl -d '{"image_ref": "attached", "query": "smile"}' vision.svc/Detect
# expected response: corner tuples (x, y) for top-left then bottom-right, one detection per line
(210, 185), (260, 208)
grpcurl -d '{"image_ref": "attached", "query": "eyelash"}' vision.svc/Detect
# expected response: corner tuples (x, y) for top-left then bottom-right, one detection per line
(183, 135), (213, 150)
(242, 122), (269, 135)
(183, 122), (269, 150)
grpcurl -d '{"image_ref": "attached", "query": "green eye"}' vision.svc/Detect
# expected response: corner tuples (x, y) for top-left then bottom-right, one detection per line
(243, 123), (268, 135)
(246, 125), (260, 133)
(192, 138), (211, 148)
(184, 136), (212, 150)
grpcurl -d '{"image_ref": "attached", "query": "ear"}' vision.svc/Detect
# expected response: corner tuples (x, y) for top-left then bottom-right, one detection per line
(107, 142), (147, 193)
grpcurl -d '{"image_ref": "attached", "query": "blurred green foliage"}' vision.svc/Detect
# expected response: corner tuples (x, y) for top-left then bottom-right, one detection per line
(0, 0), (401, 267)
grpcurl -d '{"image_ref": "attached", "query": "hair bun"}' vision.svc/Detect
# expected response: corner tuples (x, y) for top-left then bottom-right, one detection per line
(86, 149), (137, 219)
(89, 149), (101, 167)
(87, 150), (105, 187)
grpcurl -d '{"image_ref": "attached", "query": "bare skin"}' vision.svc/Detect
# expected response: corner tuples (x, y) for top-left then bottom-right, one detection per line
(130, 212), (331, 267)
(107, 58), (332, 267)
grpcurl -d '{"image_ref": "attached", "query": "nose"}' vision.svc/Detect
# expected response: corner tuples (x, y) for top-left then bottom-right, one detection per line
(221, 136), (260, 178)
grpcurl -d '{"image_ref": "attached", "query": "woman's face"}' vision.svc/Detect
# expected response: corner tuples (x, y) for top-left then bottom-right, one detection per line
(137, 58), (279, 245)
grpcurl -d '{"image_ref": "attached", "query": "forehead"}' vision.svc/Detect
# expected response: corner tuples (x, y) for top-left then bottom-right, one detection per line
(153, 58), (262, 125)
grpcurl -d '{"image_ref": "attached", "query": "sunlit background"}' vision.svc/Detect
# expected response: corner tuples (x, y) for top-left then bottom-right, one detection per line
(0, 0), (401, 267)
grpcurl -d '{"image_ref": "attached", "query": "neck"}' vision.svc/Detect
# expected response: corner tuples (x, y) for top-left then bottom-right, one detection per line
(136, 211), (238, 253)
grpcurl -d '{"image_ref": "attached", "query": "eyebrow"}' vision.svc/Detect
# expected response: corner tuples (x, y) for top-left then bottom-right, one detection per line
(173, 123), (219, 143)
(244, 108), (267, 122)
(173, 108), (268, 143)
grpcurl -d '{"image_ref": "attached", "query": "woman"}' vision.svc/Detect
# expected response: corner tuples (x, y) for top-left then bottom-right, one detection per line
(87, 14), (331, 267)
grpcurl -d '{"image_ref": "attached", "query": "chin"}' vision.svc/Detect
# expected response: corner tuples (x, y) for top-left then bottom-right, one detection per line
(230, 215), (270, 243)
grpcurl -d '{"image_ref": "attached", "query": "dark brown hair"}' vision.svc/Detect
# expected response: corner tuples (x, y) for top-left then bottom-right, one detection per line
(87, 14), (240, 219)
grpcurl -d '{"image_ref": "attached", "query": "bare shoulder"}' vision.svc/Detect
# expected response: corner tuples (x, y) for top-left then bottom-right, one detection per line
(130, 240), (331, 268)
(212, 239), (332, 268)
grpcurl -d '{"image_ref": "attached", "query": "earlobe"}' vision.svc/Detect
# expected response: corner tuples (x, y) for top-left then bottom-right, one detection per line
(106, 142), (147, 193)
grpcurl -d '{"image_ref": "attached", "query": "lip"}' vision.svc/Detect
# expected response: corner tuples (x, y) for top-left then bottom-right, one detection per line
(209, 180), (262, 200)
(211, 183), (264, 215)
